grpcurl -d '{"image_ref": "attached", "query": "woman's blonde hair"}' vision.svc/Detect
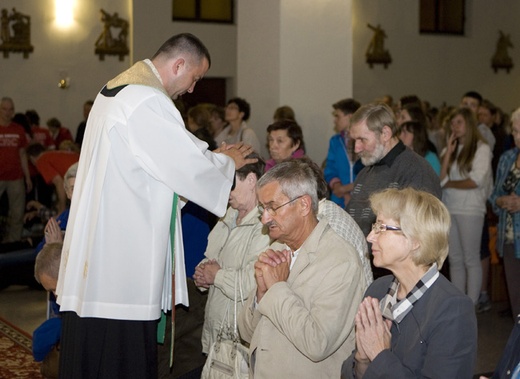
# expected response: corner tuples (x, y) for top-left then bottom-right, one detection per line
(370, 187), (450, 269)
(447, 107), (486, 175)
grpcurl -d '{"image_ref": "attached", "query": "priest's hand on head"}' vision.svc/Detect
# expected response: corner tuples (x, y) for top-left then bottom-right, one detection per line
(217, 142), (258, 169)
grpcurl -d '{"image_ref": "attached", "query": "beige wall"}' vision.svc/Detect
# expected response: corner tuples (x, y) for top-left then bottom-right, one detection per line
(1, 1), (518, 163)
(236, 0), (282, 158)
(132, 1), (237, 77)
(353, 0), (520, 113)
(0, 0), (129, 132)
(0, 0), (236, 135)
(237, 0), (354, 161)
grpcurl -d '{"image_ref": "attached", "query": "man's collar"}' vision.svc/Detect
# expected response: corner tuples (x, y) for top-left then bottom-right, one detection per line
(375, 140), (405, 167)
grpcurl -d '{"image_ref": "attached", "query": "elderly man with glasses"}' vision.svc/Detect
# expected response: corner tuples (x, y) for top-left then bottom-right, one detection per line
(238, 159), (367, 378)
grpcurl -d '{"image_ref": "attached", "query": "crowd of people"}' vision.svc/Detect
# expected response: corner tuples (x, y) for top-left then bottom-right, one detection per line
(1, 32), (519, 378)
(0, 97), (90, 247)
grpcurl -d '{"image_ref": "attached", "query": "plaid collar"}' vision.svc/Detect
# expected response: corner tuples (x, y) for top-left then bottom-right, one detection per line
(380, 263), (439, 323)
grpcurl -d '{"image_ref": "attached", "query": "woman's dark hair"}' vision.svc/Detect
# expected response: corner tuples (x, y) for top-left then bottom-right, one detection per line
(273, 105), (296, 122)
(25, 109), (40, 126)
(193, 128), (217, 151)
(227, 97), (251, 121)
(236, 152), (265, 180)
(402, 104), (428, 128)
(26, 142), (46, 158)
(401, 121), (429, 157)
(399, 95), (422, 109)
(266, 120), (306, 153)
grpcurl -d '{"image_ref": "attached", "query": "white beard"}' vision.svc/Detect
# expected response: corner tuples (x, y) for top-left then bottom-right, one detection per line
(360, 142), (386, 166)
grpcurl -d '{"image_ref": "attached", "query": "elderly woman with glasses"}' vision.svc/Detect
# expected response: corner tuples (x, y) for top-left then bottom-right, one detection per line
(341, 187), (477, 379)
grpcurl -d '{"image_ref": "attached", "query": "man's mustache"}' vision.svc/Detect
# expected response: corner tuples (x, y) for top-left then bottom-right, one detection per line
(264, 221), (276, 228)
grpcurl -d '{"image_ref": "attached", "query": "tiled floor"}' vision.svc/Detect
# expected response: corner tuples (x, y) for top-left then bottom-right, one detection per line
(0, 285), (515, 376)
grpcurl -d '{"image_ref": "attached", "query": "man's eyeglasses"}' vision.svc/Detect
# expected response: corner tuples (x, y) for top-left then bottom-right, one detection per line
(258, 195), (304, 216)
(371, 221), (402, 234)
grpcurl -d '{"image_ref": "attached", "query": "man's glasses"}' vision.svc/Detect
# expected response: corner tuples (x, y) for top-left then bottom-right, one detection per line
(371, 221), (402, 234)
(258, 195), (304, 216)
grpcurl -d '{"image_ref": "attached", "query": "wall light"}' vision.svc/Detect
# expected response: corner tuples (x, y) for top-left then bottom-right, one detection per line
(55, 0), (74, 27)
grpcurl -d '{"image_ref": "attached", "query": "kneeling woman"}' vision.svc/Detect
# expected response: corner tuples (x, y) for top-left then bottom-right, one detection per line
(341, 188), (477, 379)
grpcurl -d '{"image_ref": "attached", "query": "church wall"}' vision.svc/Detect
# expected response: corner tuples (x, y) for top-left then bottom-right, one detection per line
(0, 1), (518, 164)
(353, 0), (520, 114)
(237, 0), (354, 162)
(0, 0), (236, 136)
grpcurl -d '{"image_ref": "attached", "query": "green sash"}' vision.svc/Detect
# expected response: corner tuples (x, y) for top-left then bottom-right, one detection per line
(157, 193), (178, 368)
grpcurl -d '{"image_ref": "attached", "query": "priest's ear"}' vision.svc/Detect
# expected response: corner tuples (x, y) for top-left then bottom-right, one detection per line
(172, 58), (186, 75)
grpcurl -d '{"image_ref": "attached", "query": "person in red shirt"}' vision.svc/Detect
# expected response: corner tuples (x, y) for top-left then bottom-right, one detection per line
(26, 110), (56, 149)
(26, 143), (79, 214)
(46, 117), (73, 149)
(0, 97), (32, 242)
(23, 110), (57, 207)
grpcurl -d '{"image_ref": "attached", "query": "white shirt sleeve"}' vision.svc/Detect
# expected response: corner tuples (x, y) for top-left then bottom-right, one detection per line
(468, 143), (492, 187)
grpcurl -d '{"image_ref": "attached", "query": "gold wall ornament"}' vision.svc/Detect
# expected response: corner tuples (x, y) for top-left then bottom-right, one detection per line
(366, 23), (392, 69)
(492, 31), (513, 73)
(94, 9), (129, 61)
(0, 8), (34, 59)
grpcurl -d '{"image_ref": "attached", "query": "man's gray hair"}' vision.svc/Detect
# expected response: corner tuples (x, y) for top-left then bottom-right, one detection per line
(257, 159), (319, 214)
(350, 102), (398, 137)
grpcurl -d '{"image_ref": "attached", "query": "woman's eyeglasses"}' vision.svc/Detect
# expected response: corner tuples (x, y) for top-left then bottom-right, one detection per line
(371, 221), (402, 234)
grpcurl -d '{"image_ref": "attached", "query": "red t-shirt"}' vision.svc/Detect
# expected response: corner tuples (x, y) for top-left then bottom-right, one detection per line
(32, 126), (56, 149)
(52, 127), (74, 150)
(35, 150), (80, 184)
(0, 122), (29, 180)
